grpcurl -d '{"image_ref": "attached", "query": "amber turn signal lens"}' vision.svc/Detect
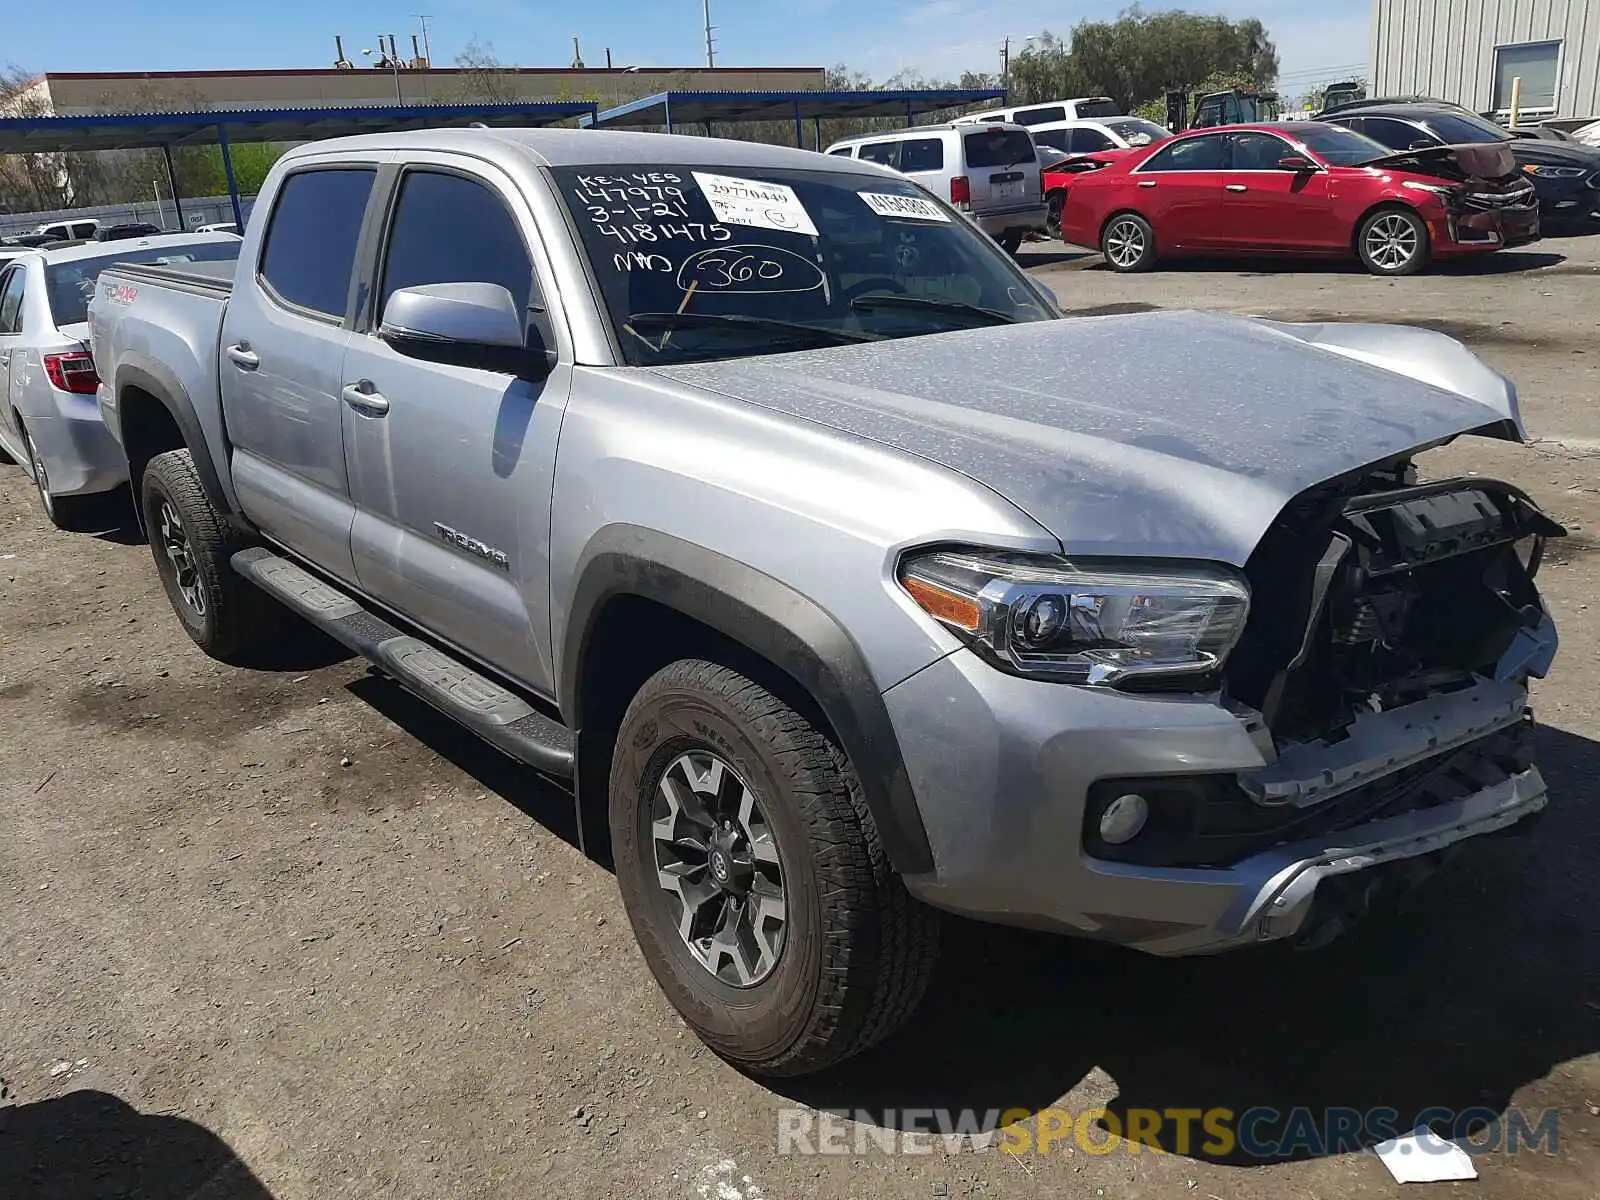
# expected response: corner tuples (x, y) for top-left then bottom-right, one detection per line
(902, 574), (981, 632)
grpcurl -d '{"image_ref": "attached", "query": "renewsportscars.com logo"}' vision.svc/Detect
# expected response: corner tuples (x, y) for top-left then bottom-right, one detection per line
(776, 1106), (1561, 1159)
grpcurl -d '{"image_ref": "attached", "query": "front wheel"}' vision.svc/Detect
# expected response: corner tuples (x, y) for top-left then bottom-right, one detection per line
(1101, 212), (1157, 272)
(609, 659), (940, 1076)
(1357, 207), (1430, 276)
(141, 449), (277, 662)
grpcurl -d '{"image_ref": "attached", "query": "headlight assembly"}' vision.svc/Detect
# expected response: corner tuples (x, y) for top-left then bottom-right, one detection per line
(898, 549), (1250, 686)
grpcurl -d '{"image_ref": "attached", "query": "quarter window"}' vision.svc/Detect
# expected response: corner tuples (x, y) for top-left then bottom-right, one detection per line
(1138, 134), (1225, 172)
(258, 168), (376, 319)
(1013, 106), (1067, 126)
(379, 170), (535, 320)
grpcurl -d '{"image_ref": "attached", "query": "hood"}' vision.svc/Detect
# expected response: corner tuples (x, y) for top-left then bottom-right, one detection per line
(1510, 140), (1600, 170)
(649, 310), (1523, 566)
(1363, 141), (1518, 178)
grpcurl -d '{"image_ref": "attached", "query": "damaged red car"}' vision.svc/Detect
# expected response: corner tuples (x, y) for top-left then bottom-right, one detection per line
(1060, 122), (1540, 276)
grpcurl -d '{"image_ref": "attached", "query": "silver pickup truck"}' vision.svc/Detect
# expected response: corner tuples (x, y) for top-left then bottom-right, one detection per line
(88, 128), (1563, 1077)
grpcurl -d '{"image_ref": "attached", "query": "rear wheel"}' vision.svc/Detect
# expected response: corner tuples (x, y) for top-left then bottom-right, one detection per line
(1101, 212), (1157, 272)
(609, 659), (940, 1076)
(1357, 207), (1430, 276)
(18, 415), (95, 531)
(141, 448), (277, 662)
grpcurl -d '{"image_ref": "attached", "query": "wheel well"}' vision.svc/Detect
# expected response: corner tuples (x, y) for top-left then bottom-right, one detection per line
(572, 594), (840, 860)
(118, 385), (186, 500)
(1352, 200), (1428, 256)
(1098, 208), (1149, 245)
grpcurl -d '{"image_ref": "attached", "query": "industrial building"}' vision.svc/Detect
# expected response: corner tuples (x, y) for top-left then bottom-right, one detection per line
(1370, 0), (1600, 121)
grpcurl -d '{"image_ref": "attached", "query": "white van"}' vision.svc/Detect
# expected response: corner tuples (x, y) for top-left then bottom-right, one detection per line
(952, 97), (1122, 127)
(822, 122), (1047, 252)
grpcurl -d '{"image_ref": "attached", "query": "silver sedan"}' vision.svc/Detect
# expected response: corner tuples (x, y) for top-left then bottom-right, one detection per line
(0, 234), (239, 527)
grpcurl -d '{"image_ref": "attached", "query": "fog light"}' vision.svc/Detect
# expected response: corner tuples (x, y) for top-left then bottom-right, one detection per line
(1099, 794), (1149, 845)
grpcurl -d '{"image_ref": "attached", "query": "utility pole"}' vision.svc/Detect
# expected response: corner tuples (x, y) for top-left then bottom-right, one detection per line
(703, 0), (716, 67)
(1000, 36), (1010, 88)
(414, 14), (432, 64)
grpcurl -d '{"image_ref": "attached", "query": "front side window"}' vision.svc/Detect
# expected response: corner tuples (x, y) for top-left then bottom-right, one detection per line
(553, 163), (1052, 367)
(1228, 131), (1293, 170)
(1494, 41), (1560, 111)
(379, 170), (535, 320)
(1032, 129), (1069, 152)
(897, 138), (944, 173)
(0, 267), (24, 333)
(73, 222), (97, 239)
(1138, 134), (1225, 172)
(1290, 123), (1388, 165)
(258, 168), (376, 319)
(47, 241), (240, 327)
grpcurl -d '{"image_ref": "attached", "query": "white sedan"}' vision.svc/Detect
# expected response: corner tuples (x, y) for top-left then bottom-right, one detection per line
(0, 234), (240, 528)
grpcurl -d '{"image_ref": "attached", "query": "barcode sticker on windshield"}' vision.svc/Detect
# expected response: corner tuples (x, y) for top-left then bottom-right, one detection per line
(691, 171), (818, 237)
(859, 192), (952, 222)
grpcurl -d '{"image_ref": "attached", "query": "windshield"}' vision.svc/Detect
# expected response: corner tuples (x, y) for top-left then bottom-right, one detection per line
(46, 240), (240, 326)
(1414, 111), (1511, 144)
(552, 163), (1054, 367)
(1290, 123), (1391, 165)
(1104, 118), (1170, 147)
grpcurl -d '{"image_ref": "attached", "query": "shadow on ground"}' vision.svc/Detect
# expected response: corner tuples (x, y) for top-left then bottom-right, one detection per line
(0, 1090), (273, 1198)
(776, 722), (1600, 1166)
(1065, 250), (1569, 277)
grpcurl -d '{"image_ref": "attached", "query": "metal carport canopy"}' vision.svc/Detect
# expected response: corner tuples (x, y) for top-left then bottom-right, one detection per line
(0, 101), (598, 231)
(580, 88), (1006, 145)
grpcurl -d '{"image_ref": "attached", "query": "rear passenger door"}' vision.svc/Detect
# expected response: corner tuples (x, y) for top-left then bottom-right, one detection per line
(0, 266), (24, 450)
(341, 158), (569, 693)
(221, 163), (383, 582)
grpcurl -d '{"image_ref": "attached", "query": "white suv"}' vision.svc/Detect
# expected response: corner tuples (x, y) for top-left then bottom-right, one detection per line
(823, 123), (1047, 252)
(953, 97), (1121, 126)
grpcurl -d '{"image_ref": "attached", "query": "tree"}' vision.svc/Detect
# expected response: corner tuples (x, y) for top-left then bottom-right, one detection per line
(448, 38), (521, 104)
(0, 65), (76, 213)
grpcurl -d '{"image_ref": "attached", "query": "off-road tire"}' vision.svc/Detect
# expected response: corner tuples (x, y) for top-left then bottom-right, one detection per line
(610, 658), (940, 1077)
(141, 448), (276, 663)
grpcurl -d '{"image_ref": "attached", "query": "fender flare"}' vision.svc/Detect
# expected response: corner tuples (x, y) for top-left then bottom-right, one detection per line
(114, 355), (233, 516)
(562, 526), (935, 875)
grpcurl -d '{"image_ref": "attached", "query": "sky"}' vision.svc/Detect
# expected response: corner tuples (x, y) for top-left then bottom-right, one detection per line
(2, 0), (1370, 104)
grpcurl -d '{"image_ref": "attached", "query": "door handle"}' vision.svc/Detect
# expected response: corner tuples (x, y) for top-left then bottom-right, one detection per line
(341, 381), (390, 416)
(225, 343), (259, 369)
(1137, 179), (1157, 188)
(1226, 183), (1249, 193)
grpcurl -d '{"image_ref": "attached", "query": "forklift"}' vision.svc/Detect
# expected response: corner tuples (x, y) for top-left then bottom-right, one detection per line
(1166, 87), (1282, 131)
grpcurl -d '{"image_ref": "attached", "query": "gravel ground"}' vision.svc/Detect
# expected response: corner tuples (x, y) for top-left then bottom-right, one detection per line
(3, 233), (1599, 1200)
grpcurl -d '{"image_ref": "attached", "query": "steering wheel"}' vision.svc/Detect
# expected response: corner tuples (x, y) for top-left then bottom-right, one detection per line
(841, 276), (910, 304)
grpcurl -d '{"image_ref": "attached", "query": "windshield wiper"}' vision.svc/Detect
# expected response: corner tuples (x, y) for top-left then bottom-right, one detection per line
(849, 294), (1020, 325)
(624, 311), (879, 345)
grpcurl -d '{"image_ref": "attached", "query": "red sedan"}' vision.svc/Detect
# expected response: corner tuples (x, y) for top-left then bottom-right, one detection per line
(1060, 122), (1540, 276)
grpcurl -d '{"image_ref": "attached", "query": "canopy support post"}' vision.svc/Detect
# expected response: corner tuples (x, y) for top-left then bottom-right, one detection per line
(217, 125), (244, 232)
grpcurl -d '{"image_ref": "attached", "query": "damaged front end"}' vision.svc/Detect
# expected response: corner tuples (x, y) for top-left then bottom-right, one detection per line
(1086, 465), (1563, 884)
(1370, 142), (1541, 246)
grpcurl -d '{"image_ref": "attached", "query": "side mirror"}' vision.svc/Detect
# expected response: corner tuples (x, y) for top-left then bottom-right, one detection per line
(379, 282), (554, 377)
(1277, 154), (1317, 172)
(1408, 139), (1435, 151)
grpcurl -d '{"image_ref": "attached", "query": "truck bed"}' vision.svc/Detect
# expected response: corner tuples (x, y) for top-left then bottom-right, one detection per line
(104, 259), (235, 298)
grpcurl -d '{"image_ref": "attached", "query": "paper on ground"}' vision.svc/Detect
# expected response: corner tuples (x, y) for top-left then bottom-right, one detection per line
(692, 172), (818, 237)
(1372, 1128), (1479, 1183)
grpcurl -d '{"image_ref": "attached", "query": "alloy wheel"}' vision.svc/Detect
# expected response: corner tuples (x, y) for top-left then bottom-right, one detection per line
(1365, 213), (1419, 271)
(158, 499), (207, 617)
(1104, 218), (1146, 268)
(651, 749), (786, 987)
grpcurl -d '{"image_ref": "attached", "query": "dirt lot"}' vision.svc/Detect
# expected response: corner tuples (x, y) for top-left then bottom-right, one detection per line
(3, 234), (1599, 1200)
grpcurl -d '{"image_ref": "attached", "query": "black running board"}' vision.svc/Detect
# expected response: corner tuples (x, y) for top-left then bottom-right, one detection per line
(232, 547), (575, 778)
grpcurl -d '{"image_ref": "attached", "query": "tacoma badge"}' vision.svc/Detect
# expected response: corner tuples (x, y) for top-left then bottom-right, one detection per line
(434, 522), (510, 570)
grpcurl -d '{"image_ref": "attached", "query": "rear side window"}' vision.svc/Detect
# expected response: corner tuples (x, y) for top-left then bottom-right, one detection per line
(1013, 106), (1067, 126)
(1351, 117), (1425, 151)
(898, 138), (945, 172)
(1032, 128), (1069, 152)
(964, 129), (1036, 168)
(259, 168), (375, 318)
(1074, 99), (1121, 119)
(1138, 134), (1225, 172)
(73, 222), (97, 238)
(379, 170), (535, 319)
(857, 141), (899, 167)
(0, 267), (24, 333)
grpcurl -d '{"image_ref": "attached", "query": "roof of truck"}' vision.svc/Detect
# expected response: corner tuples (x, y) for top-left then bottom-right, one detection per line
(279, 126), (896, 174)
